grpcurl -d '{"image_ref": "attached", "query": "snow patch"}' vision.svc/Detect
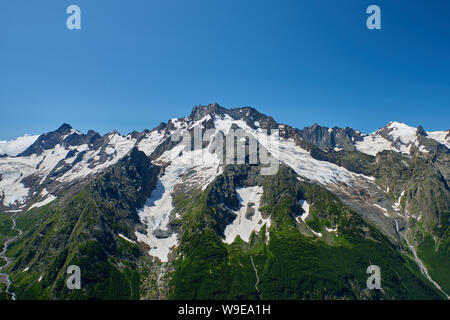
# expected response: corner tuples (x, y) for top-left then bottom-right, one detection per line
(299, 200), (310, 221)
(118, 233), (136, 244)
(311, 229), (323, 237)
(356, 134), (397, 156)
(393, 190), (405, 212)
(137, 130), (166, 156)
(427, 130), (450, 148)
(223, 186), (270, 244)
(136, 128), (223, 262)
(373, 203), (389, 217)
(28, 194), (56, 210)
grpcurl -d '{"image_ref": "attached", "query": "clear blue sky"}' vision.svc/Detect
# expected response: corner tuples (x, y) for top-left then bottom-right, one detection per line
(1, 0), (449, 139)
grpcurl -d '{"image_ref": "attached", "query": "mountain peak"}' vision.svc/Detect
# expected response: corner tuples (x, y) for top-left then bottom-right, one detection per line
(386, 121), (411, 129)
(190, 103), (226, 121)
(416, 125), (428, 136)
(56, 123), (73, 134)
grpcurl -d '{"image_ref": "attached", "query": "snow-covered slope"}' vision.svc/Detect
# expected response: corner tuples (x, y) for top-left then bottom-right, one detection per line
(3, 112), (445, 214)
(0, 126), (141, 210)
(214, 114), (370, 185)
(132, 109), (374, 261)
(223, 186), (270, 244)
(356, 122), (449, 156)
(427, 130), (450, 148)
(135, 118), (223, 262)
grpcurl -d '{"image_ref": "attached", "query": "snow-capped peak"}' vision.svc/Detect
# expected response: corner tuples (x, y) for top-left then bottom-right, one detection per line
(383, 121), (417, 144)
(427, 130), (450, 148)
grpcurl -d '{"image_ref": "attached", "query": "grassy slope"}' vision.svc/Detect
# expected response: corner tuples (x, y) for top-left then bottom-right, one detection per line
(0, 212), (15, 299)
(417, 234), (450, 295)
(0, 212), (19, 269)
(5, 195), (143, 300)
(0, 213), (17, 248)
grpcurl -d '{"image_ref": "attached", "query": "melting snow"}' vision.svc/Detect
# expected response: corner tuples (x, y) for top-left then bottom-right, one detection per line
(299, 200), (310, 221)
(214, 115), (361, 185)
(223, 186), (270, 244)
(356, 134), (400, 156)
(59, 135), (136, 183)
(118, 233), (136, 244)
(373, 204), (389, 217)
(0, 130), (137, 209)
(136, 126), (223, 262)
(427, 130), (450, 148)
(356, 122), (449, 156)
(137, 130), (166, 156)
(28, 194), (56, 210)
(135, 172), (180, 262)
(393, 190), (405, 212)
(0, 162), (30, 206)
(311, 230), (323, 237)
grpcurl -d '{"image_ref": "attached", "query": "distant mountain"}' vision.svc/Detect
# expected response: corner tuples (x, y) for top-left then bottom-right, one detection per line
(356, 121), (450, 155)
(0, 103), (448, 300)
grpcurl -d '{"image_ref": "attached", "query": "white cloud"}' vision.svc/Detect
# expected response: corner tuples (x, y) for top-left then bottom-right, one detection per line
(0, 134), (40, 156)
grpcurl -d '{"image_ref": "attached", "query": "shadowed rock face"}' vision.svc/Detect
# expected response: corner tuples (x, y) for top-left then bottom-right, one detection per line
(190, 103), (365, 153)
(0, 147), (160, 299)
(417, 125), (428, 136)
(190, 103), (278, 129)
(298, 124), (364, 151)
(18, 123), (104, 157)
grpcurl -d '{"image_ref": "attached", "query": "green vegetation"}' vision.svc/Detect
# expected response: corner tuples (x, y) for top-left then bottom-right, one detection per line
(15, 205), (54, 235)
(169, 165), (444, 299)
(310, 147), (376, 176)
(4, 148), (158, 300)
(418, 234), (450, 294)
(373, 149), (450, 297)
(0, 213), (17, 248)
(2, 145), (448, 300)
(0, 283), (10, 300)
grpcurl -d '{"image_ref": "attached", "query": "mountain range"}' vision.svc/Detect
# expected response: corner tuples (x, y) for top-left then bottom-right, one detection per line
(0, 103), (449, 300)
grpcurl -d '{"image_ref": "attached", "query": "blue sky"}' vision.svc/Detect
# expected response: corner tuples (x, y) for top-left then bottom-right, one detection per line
(1, 0), (449, 139)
